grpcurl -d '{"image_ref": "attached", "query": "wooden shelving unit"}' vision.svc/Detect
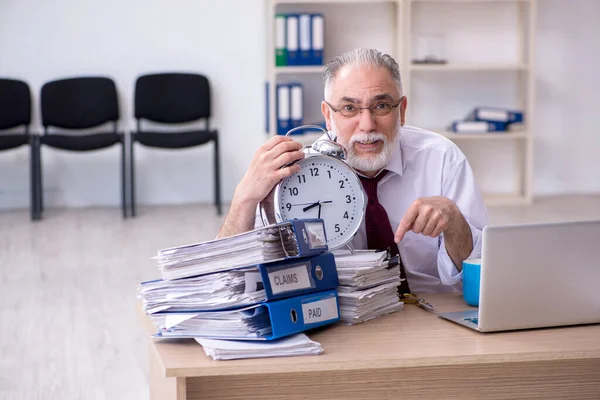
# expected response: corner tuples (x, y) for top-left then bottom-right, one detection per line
(266, 0), (537, 204)
(402, 0), (537, 204)
(266, 0), (402, 147)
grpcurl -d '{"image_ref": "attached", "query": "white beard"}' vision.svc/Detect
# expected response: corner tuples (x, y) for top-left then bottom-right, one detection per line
(331, 121), (400, 172)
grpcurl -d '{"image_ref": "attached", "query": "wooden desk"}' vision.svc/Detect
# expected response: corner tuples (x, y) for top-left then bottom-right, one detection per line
(142, 293), (600, 400)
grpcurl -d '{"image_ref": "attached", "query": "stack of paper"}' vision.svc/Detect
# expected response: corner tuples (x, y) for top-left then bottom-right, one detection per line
(150, 305), (273, 339)
(195, 333), (323, 360)
(139, 219), (340, 348)
(333, 250), (404, 324)
(138, 268), (267, 314)
(148, 289), (340, 341)
(156, 220), (326, 280)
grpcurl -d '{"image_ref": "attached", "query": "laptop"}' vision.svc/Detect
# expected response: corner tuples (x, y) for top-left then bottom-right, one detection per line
(438, 219), (600, 332)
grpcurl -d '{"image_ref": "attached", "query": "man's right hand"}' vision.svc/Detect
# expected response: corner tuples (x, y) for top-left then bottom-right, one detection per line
(217, 136), (305, 238)
(234, 135), (305, 205)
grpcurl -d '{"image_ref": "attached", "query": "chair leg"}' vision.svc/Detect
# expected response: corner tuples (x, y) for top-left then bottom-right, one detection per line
(121, 137), (128, 219)
(30, 137), (41, 221)
(130, 136), (136, 217)
(38, 142), (43, 215)
(214, 137), (222, 216)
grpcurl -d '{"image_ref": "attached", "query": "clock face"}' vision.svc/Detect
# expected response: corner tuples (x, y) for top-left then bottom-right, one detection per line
(274, 155), (366, 250)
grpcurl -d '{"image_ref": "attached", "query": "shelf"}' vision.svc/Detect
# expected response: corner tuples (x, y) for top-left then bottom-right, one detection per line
(274, 0), (398, 4)
(274, 66), (325, 74)
(411, 0), (530, 3)
(409, 63), (529, 71)
(435, 130), (529, 140)
(483, 193), (531, 206)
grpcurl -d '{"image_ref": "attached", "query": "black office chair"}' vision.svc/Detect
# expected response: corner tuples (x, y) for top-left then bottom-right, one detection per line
(131, 73), (221, 217)
(35, 76), (127, 219)
(0, 78), (37, 220)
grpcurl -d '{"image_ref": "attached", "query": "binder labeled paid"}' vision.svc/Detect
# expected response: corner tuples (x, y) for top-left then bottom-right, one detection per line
(150, 289), (340, 340)
(156, 219), (328, 281)
(139, 252), (339, 314)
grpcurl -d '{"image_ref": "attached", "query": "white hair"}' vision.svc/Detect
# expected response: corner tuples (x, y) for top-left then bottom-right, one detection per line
(323, 48), (403, 100)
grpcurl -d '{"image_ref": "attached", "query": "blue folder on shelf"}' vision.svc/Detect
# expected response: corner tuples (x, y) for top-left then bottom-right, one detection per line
(289, 82), (303, 131)
(151, 289), (341, 340)
(276, 83), (291, 135)
(286, 14), (300, 66)
(310, 13), (324, 65)
(465, 107), (524, 124)
(298, 13), (312, 66)
(448, 120), (507, 133)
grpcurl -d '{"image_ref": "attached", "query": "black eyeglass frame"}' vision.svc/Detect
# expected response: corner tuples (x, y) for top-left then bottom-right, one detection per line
(324, 96), (404, 117)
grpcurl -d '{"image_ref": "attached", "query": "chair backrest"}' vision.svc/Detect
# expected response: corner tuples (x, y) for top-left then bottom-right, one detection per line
(41, 77), (119, 129)
(0, 78), (31, 130)
(134, 73), (211, 124)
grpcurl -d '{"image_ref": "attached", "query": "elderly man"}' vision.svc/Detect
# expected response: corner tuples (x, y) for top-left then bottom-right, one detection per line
(218, 48), (489, 294)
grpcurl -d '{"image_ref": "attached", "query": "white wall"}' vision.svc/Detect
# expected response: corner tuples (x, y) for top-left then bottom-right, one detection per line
(533, 0), (600, 194)
(0, 0), (267, 210)
(1, 0), (599, 211)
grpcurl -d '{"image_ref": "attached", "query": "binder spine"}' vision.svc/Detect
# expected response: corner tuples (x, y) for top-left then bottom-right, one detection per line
(311, 14), (324, 65)
(465, 107), (524, 124)
(290, 82), (303, 131)
(265, 81), (269, 134)
(299, 13), (311, 66)
(275, 14), (287, 67)
(276, 83), (290, 135)
(260, 252), (339, 301)
(264, 289), (340, 340)
(289, 218), (329, 256)
(449, 120), (507, 133)
(286, 14), (299, 66)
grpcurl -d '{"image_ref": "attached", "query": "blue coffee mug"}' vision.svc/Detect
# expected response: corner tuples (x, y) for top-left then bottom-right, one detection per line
(462, 258), (481, 307)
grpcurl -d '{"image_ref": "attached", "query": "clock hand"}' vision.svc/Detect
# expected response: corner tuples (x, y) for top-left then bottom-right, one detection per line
(318, 203), (322, 219)
(302, 202), (321, 212)
(289, 202), (318, 207)
(302, 200), (333, 212)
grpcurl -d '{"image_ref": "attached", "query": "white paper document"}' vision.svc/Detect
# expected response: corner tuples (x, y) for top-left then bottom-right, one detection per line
(338, 282), (404, 324)
(138, 268), (267, 313)
(332, 250), (404, 324)
(150, 305), (273, 339)
(195, 333), (323, 360)
(155, 222), (310, 280)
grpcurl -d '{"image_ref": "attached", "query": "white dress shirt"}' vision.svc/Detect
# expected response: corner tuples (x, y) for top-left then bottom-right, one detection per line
(349, 125), (490, 293)
(254, 125), (490, 293)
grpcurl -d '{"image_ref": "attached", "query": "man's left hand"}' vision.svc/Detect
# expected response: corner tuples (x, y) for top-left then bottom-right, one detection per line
(394, 196), (460, 243)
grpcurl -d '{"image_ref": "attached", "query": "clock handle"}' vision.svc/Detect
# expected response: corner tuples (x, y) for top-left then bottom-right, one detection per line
(285, 124), (333, 141)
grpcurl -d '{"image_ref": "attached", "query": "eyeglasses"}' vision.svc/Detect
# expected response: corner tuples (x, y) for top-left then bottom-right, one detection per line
(325, 97), (403, 118)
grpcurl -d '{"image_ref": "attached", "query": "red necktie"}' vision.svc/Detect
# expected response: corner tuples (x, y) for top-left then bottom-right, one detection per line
(359, 170), (411, 295)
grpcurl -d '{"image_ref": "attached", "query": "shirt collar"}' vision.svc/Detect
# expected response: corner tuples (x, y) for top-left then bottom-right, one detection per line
(385, 135), (404, 177)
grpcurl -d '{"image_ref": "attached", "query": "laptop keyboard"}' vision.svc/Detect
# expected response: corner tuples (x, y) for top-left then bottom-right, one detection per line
(465, 317), (479, 326)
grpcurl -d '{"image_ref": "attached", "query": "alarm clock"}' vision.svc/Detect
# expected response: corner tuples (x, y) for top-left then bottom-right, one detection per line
(259, 125), (367, 250)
